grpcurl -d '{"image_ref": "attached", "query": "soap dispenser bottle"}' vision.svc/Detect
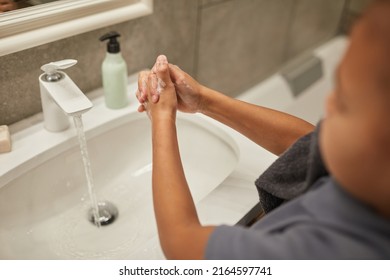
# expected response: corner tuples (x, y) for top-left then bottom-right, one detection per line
(99, 31), (128, 109)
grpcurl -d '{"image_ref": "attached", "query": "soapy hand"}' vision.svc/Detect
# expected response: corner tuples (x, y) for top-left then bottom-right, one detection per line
(136, 55), (177, 120)
(136, 56), (204, 114)
(168, 64), (204, 113)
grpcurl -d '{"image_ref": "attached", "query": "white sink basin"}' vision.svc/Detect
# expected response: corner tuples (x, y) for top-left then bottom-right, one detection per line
(0, 98), (239, 259)
(0, 77), (276, 259)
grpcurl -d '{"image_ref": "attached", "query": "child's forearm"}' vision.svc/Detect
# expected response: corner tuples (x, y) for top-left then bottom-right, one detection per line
(152, 118), (198, 227)
(199, 86), (315, 155)
(151, 118), (213, 259)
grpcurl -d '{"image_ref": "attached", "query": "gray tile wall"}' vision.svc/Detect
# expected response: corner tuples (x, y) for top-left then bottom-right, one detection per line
(349, 0), (372, 12)
(196, 0), (346, 96)
(196, 0), (294, 96)
(340, 0), (372, 34)
(0, 0), (198, 125)
(1, 0), (348, 126)
(285, 0), (346, 59)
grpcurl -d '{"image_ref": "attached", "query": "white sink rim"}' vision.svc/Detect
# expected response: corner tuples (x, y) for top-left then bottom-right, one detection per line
(0, 93), (239, 190)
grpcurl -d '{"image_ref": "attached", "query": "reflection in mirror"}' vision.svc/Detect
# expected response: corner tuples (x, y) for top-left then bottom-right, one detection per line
(0, 0), (60, 13)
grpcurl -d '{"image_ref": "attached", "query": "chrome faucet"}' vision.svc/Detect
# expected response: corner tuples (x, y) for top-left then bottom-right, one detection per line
(39, 59), (93, 132)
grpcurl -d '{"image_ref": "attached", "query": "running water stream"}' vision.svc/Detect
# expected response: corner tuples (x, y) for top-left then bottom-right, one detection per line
(73, 115), (101, 227)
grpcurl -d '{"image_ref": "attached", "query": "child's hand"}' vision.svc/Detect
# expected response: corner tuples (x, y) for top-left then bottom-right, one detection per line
(136, 55), (177, 121)
(136, 58), (205, 115)
(168, 64), (205, 114)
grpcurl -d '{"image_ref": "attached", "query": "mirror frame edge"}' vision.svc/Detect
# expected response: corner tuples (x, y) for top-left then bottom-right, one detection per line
(0, 0), (153, 57)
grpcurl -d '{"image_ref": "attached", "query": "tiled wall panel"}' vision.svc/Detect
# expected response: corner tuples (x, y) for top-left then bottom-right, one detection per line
(0, 0), (350, 125)
(0, 0), (198, 125)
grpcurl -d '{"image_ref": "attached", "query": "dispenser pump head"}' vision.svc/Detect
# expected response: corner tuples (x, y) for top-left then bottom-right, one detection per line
(99, 31), (121, 53)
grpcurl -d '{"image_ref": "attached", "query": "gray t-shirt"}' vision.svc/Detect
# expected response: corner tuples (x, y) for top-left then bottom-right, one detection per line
(206, 177), (390, 259)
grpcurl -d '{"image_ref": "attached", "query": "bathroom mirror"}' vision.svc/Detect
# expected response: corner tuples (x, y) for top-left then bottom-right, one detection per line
(0, 0), (62, 13)
(0, 0), (153, 56)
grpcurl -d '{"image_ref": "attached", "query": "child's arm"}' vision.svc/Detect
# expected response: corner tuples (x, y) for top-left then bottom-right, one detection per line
(198, 86), (314, 155)
(142, 56), (214, 259)
(140, 64), (314, 156)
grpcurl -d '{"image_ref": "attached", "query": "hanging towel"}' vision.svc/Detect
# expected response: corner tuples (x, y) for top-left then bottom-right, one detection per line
(255, 124), (328, 213)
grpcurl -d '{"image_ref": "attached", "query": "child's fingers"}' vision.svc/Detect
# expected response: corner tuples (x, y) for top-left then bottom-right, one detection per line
(168, 63), (185, 85)
(147, 72), (158, 100)
(154, 55), (171, 87)
(137, 71), (149, 103)
(137, 104), (145, 113)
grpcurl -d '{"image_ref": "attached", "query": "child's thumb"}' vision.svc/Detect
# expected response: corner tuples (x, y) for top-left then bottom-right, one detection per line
(154, 55), (172, 86)
(150, 55), (174, 103)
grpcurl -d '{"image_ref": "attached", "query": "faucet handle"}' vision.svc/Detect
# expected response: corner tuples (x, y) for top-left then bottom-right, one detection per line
(41, 59), (77, 74)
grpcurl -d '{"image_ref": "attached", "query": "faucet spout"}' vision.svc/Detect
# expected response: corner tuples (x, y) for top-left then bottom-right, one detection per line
(41, 72), (93, 116)
(39, 60), (93, 132)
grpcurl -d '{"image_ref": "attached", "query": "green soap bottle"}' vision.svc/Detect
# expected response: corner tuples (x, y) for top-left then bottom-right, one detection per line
(99, 31), (129, 109)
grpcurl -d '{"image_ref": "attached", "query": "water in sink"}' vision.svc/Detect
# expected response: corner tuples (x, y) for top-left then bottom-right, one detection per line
(73, 115), (101, 228)
(0, 115), (239, 259)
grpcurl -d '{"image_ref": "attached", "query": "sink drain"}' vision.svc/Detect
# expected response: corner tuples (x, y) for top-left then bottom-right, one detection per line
(88, 201), (118, 227)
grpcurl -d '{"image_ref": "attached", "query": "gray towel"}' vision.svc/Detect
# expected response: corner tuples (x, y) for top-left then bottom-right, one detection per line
(255, 124), (328, 213)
